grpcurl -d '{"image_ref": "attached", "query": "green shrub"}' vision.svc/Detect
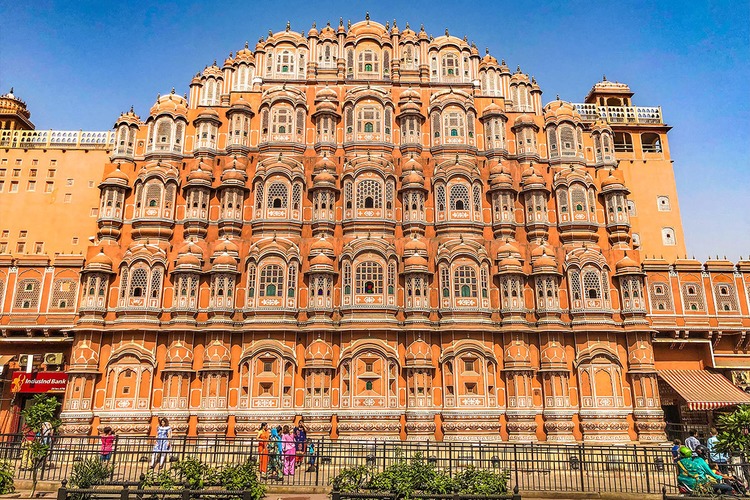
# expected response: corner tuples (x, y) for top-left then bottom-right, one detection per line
(330, 465), (374, 493)
(217, 460), (266, 500)
(68, 458), (113, 489)
(452, 466), (509, 495)
(141, 468), (180, 490)
(0, 459), (15, 494)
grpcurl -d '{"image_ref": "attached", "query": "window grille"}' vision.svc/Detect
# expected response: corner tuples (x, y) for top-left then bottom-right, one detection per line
(453, 265), (477, 298)
(145, 183), (162, 211)
(473, 184), (482, 212)
(571, 186), (587, 212)
(50, 278), (77, 310)
(569, 269), (582, 301)
(443, 111), (465, 138)
(246, 264), (256, 298)
(296, 109), (305, 136)
(272, 108), (291, 134)
(387, 261), (396, 294)
(557, 189), (568, 214)
(649, 281), (673, 311)
(588, 189), (596, 215)
(714, 283), (738, 311)
(385, 180), (394, 210)
(449, 184), (469, 211)
(436, 185), (446, 212)
(343, 261), (352, 294)
(255, 182), (264, 209)
(129, 268), (148, 298)
(119, 267), (129, 299)
(267, 182), (289, 209)
(14, 279), (40, 309)
(150, 269), (162, 300)
(292, 183), (302, 211)
(356, 261), (383, 294)
(467, 112), (475, 138)
(287, 264), (297, 297)
(480, 267), (489, 298)
(560, 126), (575, 151)
(681, 282), (705, 311)
(356, 179), (382, 209)
(357, 106), (381, 133)
(431, 113), (440, 138)
(441, 266), (450, 298)
(259, 265), (284, 297)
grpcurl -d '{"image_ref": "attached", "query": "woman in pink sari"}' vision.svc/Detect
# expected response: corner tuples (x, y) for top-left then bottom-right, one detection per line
(281, 425), (296, 475)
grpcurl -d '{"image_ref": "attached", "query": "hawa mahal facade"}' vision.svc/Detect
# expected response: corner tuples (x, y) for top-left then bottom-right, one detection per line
(2, 17), (750, 443)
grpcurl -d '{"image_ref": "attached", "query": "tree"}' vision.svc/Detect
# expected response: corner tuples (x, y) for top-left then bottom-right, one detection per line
(716, 404), (750, 454)
(19, 395), (61, 495)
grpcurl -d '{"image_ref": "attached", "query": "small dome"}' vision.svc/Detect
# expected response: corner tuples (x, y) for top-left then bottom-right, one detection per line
(482, 101), (504, 117)
(399, 99), (422, 114)
(102, 166), (130, 187)
(514, 113), (535, 126)
(402, 170), (424, 187)
(404, 236), (427, 253)
(404, 254), (428, 268)
(221, 167), (247, 184)
(497, 239), (521, 256)
(601, 170), (625, 189)
(316, 85), (338, 101)
(615, 255), (642, 275)
(521, 166), (546, 189)
(310, 235), (335, 252)
(399, 86), (421, 102)
(405, 339), (432, 367)
(402, 156), (423, 173)
(310, 253), (334, 267)
(314, 155), (337, 171)
(86, 249), (114, 272)
(188, 162), (213, 184)
(235, 43), (255, 63)
(176, 252), (201, 269)
(498, 255), (523, 271)
(115, 108), (140, 127)
(305, 338), (334, 367)
(229, 97), (253, 113)
(149, 92), (188, 117)
(313, 169), (336, 187)
(215, 237), (239, 255)
(213, 251), (237, 268)
(195, 108), (220, 122)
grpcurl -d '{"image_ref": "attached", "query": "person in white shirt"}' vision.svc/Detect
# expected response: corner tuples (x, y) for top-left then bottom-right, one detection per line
(685, 429), (701, 451)
(707, 427), (729, 473)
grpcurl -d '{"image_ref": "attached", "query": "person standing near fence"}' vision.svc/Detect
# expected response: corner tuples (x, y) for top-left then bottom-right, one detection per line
(707, 427), (729, 473)
(256, 423), (270, 475)
(268, 426), (282, 479)
(149, 417), (172, 470)
(685, 429), (701, 451)
(99, 426), (116, 461)
(281, 425), (296, 476)
(295, 421), (307, 466)
(19, 426), (36, 470)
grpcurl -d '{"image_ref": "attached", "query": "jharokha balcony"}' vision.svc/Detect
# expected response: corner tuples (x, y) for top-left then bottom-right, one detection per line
(572, 104), (663, 125)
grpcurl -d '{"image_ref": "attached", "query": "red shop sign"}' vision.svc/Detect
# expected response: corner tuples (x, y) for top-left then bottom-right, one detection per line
(11, 372), (68, 394)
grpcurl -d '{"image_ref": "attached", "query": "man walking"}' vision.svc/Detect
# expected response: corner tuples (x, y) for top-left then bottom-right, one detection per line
(685, 429), (701, 451)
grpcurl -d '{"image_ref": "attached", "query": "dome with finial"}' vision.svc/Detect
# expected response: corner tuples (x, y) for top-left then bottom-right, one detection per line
(175, 241), (204, 270)
(405, 338), (433, 368)
(212, 251), (238, 271)
(114, 107), (141, 127)
(489, 162), (513, 188)
(310, 235), (335, 255)
(214, 236), (239, 256)
(482, 100), (504, 118)
(319, 21), (337, 40)
(402, 155), (423, 173)
(314, 154), (337, 172)
(85, 249), (114, 273)
(513, 113), (536, 127)
(521, 165), (547, 190)
(101, 165), (131, 188)
(149, 91), (188, 117)
(202, 62), (223, 78)
(531, 242), (559, 275)
(228, 96), (253, 114)
(543, 100), (581, 122)
(479, 48), (499, 70)
(234, 41), (255, 63)
(615, 254), (643, 276)
(305, 338), (334, 367)
(601, 169), (628, 192)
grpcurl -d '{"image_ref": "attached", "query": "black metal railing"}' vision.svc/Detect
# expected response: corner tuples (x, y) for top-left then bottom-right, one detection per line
(0, 434), (689, 493)
(331, 490), (521, 500)
(56, 481), (259, 500)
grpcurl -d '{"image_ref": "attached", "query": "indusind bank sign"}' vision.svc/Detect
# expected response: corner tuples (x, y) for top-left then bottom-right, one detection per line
(10, 372), (68, 393)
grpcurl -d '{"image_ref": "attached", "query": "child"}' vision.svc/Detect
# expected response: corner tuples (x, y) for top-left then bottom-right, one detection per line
(100, 426), (115, 462)
(306, 441), (317, 472)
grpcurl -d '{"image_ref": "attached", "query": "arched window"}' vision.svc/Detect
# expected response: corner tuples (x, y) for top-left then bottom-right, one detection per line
(259, 265), (284, 297)
(662, 227), (676, 246)
(453, 266), (477, 297)
(449, 184), (470, 211)
(641, 133), (662, 153)
(441, 53), (459, 77)
(436, 185), (446, 212)
(356, 179), (383, 209)
(266, 182), (289, 210)
(129, 268), (148, 298)
(355, 261), (383, 294)
(271, 107), (292, 134)
(583, 270), (602, 299)
(443, 111), (465, 139)
(559, 125), (575, 153)
(276, 50), (295, 74)
(356, 106), (381, 134)
(358, 50), (379, 74)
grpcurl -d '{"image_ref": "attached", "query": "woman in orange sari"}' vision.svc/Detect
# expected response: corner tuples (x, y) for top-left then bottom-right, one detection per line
(256, 423), (270, 474)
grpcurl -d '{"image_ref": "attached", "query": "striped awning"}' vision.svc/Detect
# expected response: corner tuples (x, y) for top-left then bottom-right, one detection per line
(658, 370), (750, 411)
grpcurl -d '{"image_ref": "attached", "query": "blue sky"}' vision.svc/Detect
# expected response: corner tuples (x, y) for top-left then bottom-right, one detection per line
(2, 0), (748, 261)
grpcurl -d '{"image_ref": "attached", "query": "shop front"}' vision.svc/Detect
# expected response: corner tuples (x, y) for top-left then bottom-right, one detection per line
(5, 370), (68, 433)
(658, 369), (750, 442)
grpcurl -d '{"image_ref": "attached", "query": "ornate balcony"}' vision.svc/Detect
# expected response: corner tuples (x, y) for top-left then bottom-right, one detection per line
(572, 104), (663, 125)
(0, 129), (115, 149)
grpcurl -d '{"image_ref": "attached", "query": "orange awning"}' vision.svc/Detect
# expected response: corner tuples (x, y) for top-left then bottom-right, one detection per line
(658, 370), (750, 411)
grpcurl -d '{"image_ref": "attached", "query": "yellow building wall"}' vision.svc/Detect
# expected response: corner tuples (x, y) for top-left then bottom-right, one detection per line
(0, 148), (108, 256)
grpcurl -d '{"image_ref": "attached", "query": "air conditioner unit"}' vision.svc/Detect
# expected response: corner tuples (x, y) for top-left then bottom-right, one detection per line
(44, 352), (65, 365)
(18, 354), (33, 373)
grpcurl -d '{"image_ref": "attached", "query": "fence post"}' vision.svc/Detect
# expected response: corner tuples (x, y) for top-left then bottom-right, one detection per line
(314, 437), (320, 486)
(448, 441), (453, 478)
(181, 488), (191, 500)
(331, 489), (340, 500)
(110, 435), (119, 482)
(578, 443), (586, 492)
(120, 483), (130, 500)
(512, 484), (521, 500)
(180, 434), (187, 463)
(242, 490), (253, 500)
(57, 479), (68, 500)
(643, 447), (652, 494)
(512, 443), (519, 491)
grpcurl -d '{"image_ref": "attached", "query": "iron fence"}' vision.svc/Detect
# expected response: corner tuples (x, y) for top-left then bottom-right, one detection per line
(0, 434), (694, 494)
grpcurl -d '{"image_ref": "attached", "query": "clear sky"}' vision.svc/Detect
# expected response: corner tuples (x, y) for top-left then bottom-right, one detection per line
(1, 0), (748, 261)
